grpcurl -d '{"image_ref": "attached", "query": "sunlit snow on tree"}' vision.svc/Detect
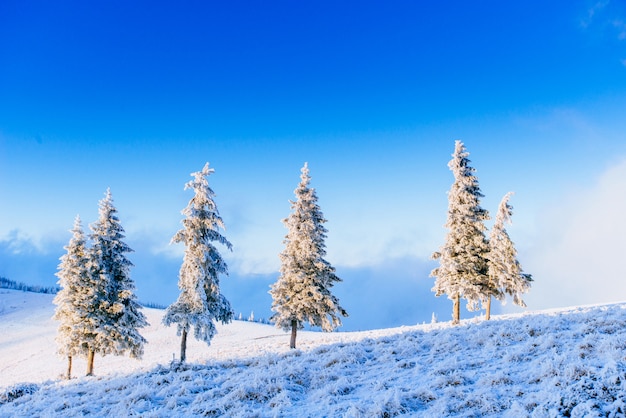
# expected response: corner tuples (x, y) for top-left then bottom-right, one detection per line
(52, 215), (91, 379)
(487, 192), (532, 316)
(270, 162), (347, 349)
(431, 141), (491, 323)
(163, 163), (234, 362)
(85, 189), (147, 375)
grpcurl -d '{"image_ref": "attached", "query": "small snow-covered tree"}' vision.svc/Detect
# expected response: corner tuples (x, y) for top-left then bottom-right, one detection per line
(86, 189), (147, 375)
(163, 163), (234, 362)
(53, 215), (91, 379)
(270, 163), (347, 349)
(486, 192), (532, 319)
(431, 141), (491, 324)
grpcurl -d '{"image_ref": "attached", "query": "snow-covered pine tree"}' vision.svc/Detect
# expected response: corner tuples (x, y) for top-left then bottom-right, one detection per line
(486, 192), (532, 319)
(86, 189), (147, 375)
(431, 141), (492, 324)
(269, 163), (347, 349)
(53, 215), (91, 379)
(163, 163), (234, 362)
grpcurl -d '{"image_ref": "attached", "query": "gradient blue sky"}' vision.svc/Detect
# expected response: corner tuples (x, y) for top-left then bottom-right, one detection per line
(1, 1), (626, 330)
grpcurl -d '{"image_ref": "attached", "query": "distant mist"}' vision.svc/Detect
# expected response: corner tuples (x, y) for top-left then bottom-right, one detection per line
(0, 236), (510, 332)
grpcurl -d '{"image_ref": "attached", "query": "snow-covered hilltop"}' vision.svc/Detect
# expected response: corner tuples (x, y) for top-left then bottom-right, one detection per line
(1, 289), (625, 417)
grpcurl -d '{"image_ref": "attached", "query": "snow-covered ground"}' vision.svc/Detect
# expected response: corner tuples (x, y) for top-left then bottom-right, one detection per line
(1, 289), (625, 417)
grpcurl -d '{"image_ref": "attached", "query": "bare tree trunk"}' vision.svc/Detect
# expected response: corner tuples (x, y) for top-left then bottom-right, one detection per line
(180, 328), (188, 362)
(453, 293), (460, 324)
(486, 296), (492, 321)
(290, 319), (297, 349)
(66, 355), (73, 380)
(86, 350), (95, 376)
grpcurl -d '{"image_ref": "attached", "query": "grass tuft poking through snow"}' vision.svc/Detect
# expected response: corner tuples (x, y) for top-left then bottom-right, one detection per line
(1, 289), (626, 416)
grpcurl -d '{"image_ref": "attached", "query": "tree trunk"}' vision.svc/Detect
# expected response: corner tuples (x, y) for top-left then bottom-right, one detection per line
(86, 350), (95, 376)
(290, 319), (297, 349)
(486, 296), (492, 321)
(180, 328), (188, 362)
(453, 293), (460, 324)
(66, 355), (73, 380)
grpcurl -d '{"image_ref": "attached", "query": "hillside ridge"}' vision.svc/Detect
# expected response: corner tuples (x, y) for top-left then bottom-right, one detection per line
(1, 289), (626, 416)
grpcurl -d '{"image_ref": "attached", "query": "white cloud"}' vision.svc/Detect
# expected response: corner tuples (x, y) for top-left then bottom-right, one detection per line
(222, 205), (442, 275)
(613, 19), (626, 39)
(0, 231), (63, 286)
(524, 157), (626, 309)
(581, 0), (610, 28)
(326, 225), (438, 269)
(224, 225), (284, 276)
(0, 229), (61, 255)
(580, 1), (626, 45)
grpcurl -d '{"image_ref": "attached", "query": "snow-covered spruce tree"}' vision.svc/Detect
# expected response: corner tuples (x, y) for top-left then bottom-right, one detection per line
(269, 163), (347, 349)
(163, 163), (234, 363)
(486, 192), (532, 319)
(53, 215), (91, 379)
(431, 140), (492, 324)
(86, 189), (147, 375)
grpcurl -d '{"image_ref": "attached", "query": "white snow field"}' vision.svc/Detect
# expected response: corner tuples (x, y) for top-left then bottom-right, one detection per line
(1, 289), (626, 417)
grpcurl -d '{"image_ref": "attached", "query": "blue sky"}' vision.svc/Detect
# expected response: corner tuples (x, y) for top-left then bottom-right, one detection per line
(1, 1), (626, 330)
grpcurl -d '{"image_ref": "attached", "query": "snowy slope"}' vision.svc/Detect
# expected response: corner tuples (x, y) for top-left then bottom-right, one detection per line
(1, 289), (626, 417)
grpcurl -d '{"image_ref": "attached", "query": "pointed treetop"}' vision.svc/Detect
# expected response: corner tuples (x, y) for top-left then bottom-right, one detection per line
(100, 188), (113, 205)
(449, 140), (476, 178)
(452, 140), (467, 160)
(300, 162), (310, 182)
(198, 162), (214, 178)
(98, 188), (114, 211)
(495, 192), (515, 226)
(67, 215), (85, 245)
(185, 162), (215, 193)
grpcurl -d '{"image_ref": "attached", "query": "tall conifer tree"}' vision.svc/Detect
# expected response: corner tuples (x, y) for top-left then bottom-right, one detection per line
(163, 163), (234, 362)
(486, 192), (532, 319)
(86, 189), (147, 375)
(431, 141), (491, 323)
(270, 163), (347, 349)
(53, 215), (91, 379)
